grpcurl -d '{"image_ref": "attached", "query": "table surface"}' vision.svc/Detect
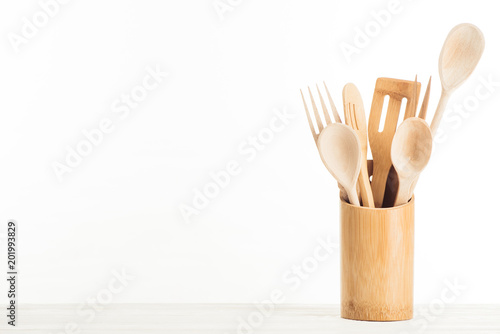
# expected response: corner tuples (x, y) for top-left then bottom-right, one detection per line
(1, 304), (499, 333)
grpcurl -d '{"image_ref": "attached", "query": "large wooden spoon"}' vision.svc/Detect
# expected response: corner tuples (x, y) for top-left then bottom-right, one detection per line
(391, 117), (432, 206)
(317, 123), (362, 206)
(430, 23), (485, 136)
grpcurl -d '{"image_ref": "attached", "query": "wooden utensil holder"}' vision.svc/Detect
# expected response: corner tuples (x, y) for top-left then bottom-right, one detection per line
(340, 197), (414, 321)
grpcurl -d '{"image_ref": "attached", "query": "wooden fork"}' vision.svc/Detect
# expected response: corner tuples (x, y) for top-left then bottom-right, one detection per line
(345, 103), (374, 208)
(301, 83), (347, 200)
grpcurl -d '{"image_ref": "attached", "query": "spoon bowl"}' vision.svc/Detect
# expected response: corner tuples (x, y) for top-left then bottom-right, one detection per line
(439, 24), (485, 92)
(318, 123), (362, 206)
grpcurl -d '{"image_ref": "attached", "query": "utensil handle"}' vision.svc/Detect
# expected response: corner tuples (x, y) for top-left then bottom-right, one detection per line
(395, 175), (418, 207)
(347, 188), (360, 207)
(430, 90), (450, 136)
(358, 163), (375, 207)
(371, 163), (391, 208)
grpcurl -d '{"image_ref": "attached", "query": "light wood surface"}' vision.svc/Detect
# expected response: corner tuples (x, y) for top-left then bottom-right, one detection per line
(318, 123), (362, 206)
(430, 23), (485, 136)
(340, 197), (415, 321)
(391, 118), (432, 206)
(1, 304), (499, 333)
(342, 83), (375, 208)
(368, 78), (420, 208)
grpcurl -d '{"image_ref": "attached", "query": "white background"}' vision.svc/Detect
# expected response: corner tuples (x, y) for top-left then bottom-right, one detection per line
(0, 0), (498, 305)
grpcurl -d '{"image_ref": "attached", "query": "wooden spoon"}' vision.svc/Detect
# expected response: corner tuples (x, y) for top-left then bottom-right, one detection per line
(430, 23), (485, 136)
(317, 123), (362, 206)
(391, 117), (432, 206)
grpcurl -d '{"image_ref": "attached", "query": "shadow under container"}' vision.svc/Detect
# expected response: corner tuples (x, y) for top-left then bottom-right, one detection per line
(340, 197), (414, 321)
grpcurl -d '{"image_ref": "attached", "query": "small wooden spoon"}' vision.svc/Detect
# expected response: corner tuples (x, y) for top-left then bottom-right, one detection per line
(391, 117), (432, 206)
(430, 23), (485, 136)
(318, 123), (362, 206)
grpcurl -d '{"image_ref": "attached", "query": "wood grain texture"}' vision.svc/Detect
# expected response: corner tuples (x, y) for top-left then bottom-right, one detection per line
(340, 197), (414, 321)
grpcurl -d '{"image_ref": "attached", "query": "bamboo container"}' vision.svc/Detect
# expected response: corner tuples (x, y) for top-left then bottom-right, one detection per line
(340, 197), (414, 321)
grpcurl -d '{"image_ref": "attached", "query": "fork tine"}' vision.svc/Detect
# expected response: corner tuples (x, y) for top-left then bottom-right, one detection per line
(410, 75), (418, 118)
(352, 104), (359, 130)
(345, 103), (351, 126)
(308, 86), (324, 133)
(418, 76), (432, 120)
(300, 89), (318, 143)
(323, 82), (342, 123)
(316, 84), (332, 125)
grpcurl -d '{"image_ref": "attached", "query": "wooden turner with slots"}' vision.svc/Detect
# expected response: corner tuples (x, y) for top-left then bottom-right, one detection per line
(368, 78), (420, 208)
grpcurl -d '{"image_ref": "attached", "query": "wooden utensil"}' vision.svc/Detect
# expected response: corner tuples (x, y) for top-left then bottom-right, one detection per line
(368, 78), (420, 207)
(318, 123), (362, 206)
(342, 84), (374, 207)
(430, 23), (485, 136)
(301, 85), (348, 201)
(391, 117), (432, 206)
(418, 77), (432, 120)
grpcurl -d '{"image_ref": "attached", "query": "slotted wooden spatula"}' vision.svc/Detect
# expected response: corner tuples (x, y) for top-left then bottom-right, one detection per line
(368, 78), (420, 207)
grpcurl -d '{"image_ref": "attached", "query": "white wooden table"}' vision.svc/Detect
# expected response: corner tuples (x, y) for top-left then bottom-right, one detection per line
(1, 304), (499, 333)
